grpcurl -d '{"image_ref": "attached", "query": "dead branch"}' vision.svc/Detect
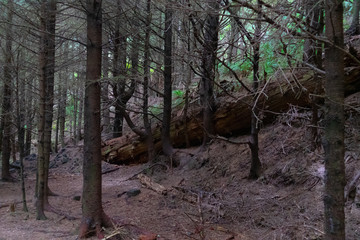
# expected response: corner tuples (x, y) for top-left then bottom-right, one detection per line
(137, 173), (167, 195)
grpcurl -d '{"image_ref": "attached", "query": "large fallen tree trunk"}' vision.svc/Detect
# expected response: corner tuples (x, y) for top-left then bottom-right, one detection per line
(102, 67), (360, 164)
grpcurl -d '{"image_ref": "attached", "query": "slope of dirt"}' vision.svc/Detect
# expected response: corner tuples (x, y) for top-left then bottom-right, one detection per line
(1, 93), (360, 240)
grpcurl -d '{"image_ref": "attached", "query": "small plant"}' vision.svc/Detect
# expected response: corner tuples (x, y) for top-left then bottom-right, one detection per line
(172, 89), (185, 108)
(149, 104), (162, 116)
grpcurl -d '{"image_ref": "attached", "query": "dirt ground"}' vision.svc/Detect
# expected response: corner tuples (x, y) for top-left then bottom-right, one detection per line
(1, 94), (360, 240)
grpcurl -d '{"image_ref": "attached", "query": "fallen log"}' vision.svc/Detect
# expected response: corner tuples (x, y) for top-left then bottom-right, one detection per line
(102, 67), (360, 164)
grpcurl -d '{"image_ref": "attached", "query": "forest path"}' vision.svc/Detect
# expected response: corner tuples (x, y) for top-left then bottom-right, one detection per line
(1, 99), (360, 239)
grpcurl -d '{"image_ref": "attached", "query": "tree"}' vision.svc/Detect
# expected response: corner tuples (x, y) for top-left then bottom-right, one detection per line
(249, 0), (262, 179)
(15, 47), (29, 212)
(302, 0), (324, 148)
(79, 0), (112, 238)
(1, 0), (14, 181)
(36, 0), (57, 220)
(143, 0), (156, 162)
(112, 0), (129, 138)
(101, 38), (111, 135)
(200, 0), (219, 145)
(162, 0), (174, 156)
(323, 0), (346, 239)
(57, 43), (69, 149)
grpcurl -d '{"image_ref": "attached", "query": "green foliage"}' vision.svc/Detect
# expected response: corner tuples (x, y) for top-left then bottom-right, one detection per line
(218, 60), (252, 76)
(148, 90), (185, 116)
(149, 104), (162, 116)
(172, 89), (185, 108)
(218, 35), (303, 84)
(66, 104), (74, 116)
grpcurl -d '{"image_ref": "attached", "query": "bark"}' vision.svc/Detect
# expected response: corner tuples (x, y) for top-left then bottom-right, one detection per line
(16, 51), (26, 161)
(102, 66), (360, 165)
(143, 0), (155, 162)
(184, 15), (194, 148)
(79, 1), (112, 238)
(249, 0), (262, 179)
(303, 0), (322, 64)
(24, 74), (34, 156)
(323, 0), (346, 239)
(303, 2), (324, 149)
(55, 113), (59, 153)
(77, 86), (84, 143)
(36, 0), (56, 220)
(200, 0), (219, 145)
(59, 72), (67, 148)
(25, 90), (34, 156)
(112, 2), (129, 138)
(162, 0), (174, 156)
(15, 57), (28, 211)
(227, 11), (239, 64)
(101, 46), (110, 134)
(1, 0), (13, 181)
(73, 89), (78, 143)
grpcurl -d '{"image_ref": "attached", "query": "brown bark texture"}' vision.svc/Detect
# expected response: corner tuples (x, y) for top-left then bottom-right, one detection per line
(79, 0), (112, 238)
(249, 0), (262, 179)
(36, 0), (56, 220)
(161, 0), (174, 156)
(200, 0), (219, 145)
(323, 0), (346, 239)
(102, 66), (360, 165)
(1, 0), (13, 181)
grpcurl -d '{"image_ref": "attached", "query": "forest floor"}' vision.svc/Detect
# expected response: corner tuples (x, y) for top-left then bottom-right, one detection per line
(1, 93), (360, 240)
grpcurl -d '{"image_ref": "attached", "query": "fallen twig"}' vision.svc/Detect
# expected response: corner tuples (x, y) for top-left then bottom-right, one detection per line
(101, 166), (120, 175)
(137, 173), (167, 195)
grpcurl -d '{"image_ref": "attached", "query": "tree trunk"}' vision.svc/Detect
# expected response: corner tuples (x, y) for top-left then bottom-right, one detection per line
(55, 113), (59, 153)
(102, 65), (360, 165)
(79, 1), (112, 238)
(112, 3), (128, 138)
(59, 70), (67, 148)
(249, 0), (262, 179)
(73, 89), (78, 143)
(200, 0), (219, 145)
(101, 46), (110, 134)
(36, 0), (56, 220)
(77, 86), (84, 143)
(162, 0), (174, 156)
(24, 74), (34, 156)
(303, 0), (322, 64)
(227, 11), (239, 64)
(15, 54), (28, 212)
(25, 95), (33, 156)
(303, 2), (324, 149)
(323, 0), (346, 239)
(183, 13), (194, 148)
(1, 0), (14, 181)
(143, 0), (155, 162)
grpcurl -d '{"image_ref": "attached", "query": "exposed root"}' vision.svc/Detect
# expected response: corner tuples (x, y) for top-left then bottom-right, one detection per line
(79, 211), (114, 239)
(47, 187), (59, 197)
